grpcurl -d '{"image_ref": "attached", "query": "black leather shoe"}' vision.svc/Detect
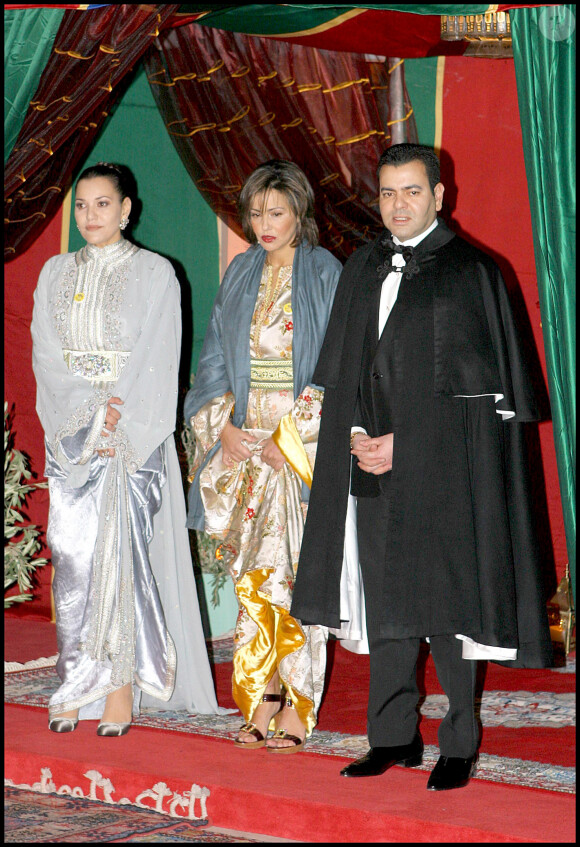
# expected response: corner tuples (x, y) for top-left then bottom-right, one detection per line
(426, 754), (477, 791)
(340, 734), (423, 777)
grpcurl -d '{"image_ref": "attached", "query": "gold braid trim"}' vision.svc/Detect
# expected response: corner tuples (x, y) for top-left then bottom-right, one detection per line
(323, 77), (369, 93)
(54, 48), (96, 60)
(387, 107), (414, 127)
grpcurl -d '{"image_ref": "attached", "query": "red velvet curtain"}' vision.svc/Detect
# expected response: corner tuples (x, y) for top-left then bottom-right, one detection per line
(4, 4), (179, 261)
(144, 24), (417, 260)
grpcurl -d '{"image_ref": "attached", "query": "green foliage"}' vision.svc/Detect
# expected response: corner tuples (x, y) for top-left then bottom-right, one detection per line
(181, 422), (228, 608)
(4, 402), (49, 608)
(196, 530), (229, 608)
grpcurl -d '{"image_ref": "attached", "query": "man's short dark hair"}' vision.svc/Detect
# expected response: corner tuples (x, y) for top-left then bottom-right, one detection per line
(377, 144), (441, 193)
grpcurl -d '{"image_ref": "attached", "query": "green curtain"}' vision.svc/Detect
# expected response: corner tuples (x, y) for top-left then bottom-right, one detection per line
(69, 63), (220, 381)
(403, 57), (439, 147)
(4, 8), (65, 164)
(512, 5), (576, 597)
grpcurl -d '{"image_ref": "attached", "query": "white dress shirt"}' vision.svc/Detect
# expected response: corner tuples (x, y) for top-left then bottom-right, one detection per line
(378, 218), (438, 337)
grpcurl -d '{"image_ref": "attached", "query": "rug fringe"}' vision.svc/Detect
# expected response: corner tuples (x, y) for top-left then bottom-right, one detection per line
(5, 655), (59, 673)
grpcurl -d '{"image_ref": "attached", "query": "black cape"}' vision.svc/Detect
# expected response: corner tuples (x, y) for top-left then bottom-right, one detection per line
(291, 221), (553, 668)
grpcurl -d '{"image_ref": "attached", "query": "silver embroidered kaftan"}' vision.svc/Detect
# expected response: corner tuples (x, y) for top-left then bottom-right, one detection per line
(31, 239), (223, 719)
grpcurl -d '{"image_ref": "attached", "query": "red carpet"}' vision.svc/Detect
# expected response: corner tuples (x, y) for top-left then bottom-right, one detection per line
(4, 617), (576, 843)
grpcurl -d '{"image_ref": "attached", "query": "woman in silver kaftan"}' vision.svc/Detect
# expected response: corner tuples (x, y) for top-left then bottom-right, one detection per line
(185, 161), (341, 753)
(31, 162), (223, 736)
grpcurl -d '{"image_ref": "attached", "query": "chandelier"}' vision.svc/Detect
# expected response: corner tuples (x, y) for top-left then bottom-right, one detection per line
(441, 11), (513, 57)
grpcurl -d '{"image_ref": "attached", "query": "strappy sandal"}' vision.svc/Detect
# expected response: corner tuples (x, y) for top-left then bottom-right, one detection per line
(266, 696), (305, 754)
(233, 692), (283, 749)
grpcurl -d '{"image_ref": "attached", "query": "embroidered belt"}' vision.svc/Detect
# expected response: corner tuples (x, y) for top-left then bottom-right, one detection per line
(63, 349), (131, 382)
(250, 358), (294, 390)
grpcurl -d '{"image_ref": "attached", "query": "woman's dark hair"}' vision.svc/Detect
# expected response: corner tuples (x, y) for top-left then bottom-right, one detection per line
(75, 162), (136, 202)
(238, 160), (319, 248)
(377, 144), (441, 193)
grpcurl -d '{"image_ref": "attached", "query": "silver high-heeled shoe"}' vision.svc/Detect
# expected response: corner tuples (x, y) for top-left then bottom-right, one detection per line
(96, 721), (131, 737)
(48, 717), (79, 733)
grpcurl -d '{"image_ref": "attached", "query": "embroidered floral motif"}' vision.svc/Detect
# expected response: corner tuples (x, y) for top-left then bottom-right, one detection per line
(275, 345), (293, 359)
(53, 257), (78, 348)
(234, 465), (263, 514)
(102, 261), (134, 349)
(233, 606), (251, 643)
(113, 427), (144, 475)
(279, 575), (295, 592)
(294, 388), (323, 423)
(261, 515), (277, 538)
(189, 393), (235, 478)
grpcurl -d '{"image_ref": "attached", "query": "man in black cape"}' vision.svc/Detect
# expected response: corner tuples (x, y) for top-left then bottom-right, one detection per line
(290, 144), (553, 791)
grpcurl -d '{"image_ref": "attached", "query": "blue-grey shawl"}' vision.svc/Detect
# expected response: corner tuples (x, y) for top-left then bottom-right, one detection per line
(184, 241), (342, 529)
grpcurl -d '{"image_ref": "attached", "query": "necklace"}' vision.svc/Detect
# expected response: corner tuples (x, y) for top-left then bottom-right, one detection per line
(257, 262), (290, 326)
(254, 262), (292, 354)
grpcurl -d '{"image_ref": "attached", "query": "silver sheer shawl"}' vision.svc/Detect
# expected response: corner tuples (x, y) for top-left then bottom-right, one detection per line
(31, 241), (225, 717)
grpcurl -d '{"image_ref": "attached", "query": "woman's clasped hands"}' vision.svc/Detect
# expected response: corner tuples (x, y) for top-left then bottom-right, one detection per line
(221, 420), (285, 471)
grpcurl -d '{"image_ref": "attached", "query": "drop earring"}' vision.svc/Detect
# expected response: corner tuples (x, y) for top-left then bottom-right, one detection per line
(120, 217), (129, 230)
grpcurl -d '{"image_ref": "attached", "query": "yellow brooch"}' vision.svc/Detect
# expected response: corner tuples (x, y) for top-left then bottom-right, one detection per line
(283, 303), (292, 314)
(74, 293), (85, 302)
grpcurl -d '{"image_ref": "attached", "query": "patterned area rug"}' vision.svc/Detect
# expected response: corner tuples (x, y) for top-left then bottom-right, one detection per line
(4, 640), (576, 795)
(5, 787), (292, 843)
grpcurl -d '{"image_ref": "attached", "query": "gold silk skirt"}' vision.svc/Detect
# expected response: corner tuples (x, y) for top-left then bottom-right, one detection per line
(199, 388), (327, 736)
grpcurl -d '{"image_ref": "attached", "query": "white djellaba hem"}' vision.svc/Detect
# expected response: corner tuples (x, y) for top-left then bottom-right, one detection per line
(329, 493), (517, 661)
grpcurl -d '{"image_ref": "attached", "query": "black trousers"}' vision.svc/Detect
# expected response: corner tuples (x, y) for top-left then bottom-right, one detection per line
(357, 492), (479, 758)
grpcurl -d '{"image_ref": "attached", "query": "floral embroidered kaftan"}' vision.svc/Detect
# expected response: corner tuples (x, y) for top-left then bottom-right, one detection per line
(190, 262), (328, 735)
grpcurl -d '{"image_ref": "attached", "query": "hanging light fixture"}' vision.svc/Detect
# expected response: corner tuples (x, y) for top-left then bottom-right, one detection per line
(441, 11), (513, 57)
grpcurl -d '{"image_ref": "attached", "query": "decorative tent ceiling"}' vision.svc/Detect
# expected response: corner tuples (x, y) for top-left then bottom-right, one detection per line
(167, 3), (529, 56)
(5, 4), (549, 57)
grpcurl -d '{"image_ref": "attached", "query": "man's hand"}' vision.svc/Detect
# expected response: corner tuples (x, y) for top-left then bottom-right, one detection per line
(261, 437), (285, 471)
(351, 432), (394, 475)
(221, 420), (256, 465)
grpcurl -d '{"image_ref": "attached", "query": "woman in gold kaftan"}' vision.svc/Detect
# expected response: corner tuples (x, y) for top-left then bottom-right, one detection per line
(185, 161), (341, 752)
